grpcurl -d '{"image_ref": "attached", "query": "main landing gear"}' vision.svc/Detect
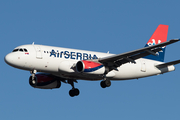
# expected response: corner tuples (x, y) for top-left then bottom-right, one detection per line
(68, 79), (80, 97)
(100, 79), (111, 88)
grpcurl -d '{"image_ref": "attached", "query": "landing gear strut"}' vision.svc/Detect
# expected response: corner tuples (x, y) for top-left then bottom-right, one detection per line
(29, 70), (37, 87)
(68, 79), (80, 97)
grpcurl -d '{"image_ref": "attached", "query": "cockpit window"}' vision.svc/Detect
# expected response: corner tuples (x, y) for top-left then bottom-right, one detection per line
(12, 49), (19, 52)
(24, 48), (28, 52)
(19, 48), (23, 52)
(12, 48), (28, 52)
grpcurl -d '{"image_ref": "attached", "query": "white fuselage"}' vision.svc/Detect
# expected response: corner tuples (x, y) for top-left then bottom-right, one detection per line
(5, 44), (175, 81)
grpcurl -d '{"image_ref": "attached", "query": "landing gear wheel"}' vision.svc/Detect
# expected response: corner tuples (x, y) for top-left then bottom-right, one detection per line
(100, 80), (111, 88)
(69, 88), (80, 97)
(29, 76), (37, 87)
(100, 81), (107, 88)
(74, 88), (80, 96)
(105, 80), (111, 87)
(69, 89), (75, 97)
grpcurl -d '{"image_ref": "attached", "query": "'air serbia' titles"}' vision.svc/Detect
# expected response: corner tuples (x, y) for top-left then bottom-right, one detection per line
(50, 49), (98, 60)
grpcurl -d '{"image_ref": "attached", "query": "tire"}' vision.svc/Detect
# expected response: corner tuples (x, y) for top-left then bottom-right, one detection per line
(29, 76), (37, 87)
(100, 81), (106, 88)
(69, 89), (75, 97)
(105, 80), (111, 87)
(69, 88), (80, 97)
(74, 88), (80, 96)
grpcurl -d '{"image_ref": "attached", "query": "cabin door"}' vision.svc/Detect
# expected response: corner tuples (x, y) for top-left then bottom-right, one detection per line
(34, 46), (43, 59)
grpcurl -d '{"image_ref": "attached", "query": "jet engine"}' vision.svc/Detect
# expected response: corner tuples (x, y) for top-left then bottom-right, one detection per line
(29, 73), (61, 89)
(76, 60), (106, 74)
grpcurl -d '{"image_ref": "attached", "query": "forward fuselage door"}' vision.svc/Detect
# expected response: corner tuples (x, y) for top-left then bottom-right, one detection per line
(34, 45), (43, 59)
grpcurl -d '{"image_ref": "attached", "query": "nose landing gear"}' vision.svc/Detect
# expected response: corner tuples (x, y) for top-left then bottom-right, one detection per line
(29, 70), (37, 87)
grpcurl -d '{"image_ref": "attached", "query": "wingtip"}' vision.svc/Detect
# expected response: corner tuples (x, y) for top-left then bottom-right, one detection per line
(174, 38), (180, 41)
(175, 38), (180, 41)
(170, 39), (180, 42)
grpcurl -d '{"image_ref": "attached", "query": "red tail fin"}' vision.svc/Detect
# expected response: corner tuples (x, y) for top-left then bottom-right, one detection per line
(144, 24), (169, 62)
(146, 24), (168, 46)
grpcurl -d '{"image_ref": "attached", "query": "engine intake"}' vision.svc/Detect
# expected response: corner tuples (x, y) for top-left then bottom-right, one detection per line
(76, 61), (84, 72)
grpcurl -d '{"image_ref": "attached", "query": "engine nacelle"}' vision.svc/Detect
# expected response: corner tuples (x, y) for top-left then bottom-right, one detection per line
(76, 60), (105, 75)
(29, 73), (61, 89)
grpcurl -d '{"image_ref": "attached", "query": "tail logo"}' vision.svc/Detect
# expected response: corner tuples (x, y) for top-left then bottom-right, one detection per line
(147, 39), (165, 49)
(144, 24), (168, 62)
(147, 39), (161, 46)
(147, 39), (165, 56)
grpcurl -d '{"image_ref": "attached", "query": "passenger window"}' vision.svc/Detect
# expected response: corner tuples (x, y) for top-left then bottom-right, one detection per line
(19, 48), (23, 52)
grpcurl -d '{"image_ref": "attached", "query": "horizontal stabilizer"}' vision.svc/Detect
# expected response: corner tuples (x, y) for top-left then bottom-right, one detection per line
(155, 59), (180, 68)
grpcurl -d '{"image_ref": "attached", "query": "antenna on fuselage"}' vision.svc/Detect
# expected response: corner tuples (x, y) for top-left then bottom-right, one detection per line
(32, 42), (34, 45)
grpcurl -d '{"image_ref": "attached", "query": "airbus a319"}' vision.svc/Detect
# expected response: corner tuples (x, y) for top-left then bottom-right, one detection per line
(4, 24), (180, 97)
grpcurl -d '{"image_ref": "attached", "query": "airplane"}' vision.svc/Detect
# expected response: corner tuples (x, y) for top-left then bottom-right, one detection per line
(4, 24), (180, 97)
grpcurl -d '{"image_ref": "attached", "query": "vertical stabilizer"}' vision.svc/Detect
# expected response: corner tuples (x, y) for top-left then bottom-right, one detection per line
(144, 24), (169, 62)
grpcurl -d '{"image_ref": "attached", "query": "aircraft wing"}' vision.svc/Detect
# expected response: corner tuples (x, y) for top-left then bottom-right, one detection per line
(98, 39), (179, 68)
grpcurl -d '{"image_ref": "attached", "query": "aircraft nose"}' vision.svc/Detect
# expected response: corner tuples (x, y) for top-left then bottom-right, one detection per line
(4, 53), (14, 66)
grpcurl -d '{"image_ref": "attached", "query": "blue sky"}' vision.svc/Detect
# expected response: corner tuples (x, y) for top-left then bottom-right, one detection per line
(1, 0), (180, 120)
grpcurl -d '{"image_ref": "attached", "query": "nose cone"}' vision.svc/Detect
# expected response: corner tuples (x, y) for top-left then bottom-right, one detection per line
(4, 53), (17, 67)
(4, 53), (13, 66)
(5, 53), (24, 69)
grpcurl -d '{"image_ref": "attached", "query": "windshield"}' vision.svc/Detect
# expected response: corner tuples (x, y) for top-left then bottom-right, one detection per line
(12, 48), (28, 52)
